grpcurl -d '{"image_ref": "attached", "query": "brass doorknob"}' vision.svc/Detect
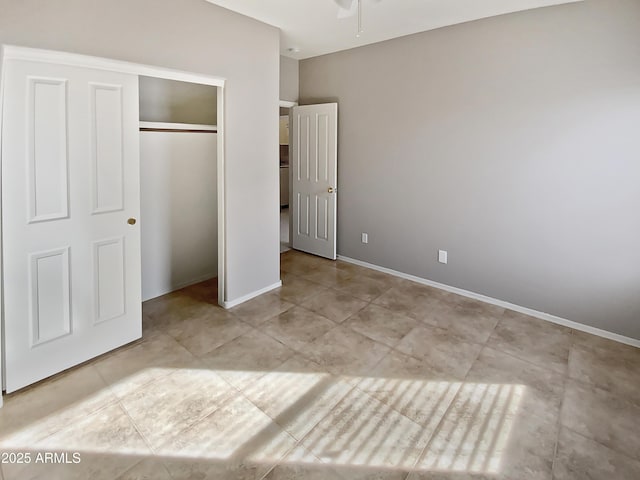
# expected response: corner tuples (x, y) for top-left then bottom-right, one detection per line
(328, 187), (335, 194)
(128, 218), (137, 225)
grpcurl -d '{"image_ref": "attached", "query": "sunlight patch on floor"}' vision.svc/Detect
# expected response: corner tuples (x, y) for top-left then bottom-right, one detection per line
(420, 383), (524, 473)
(0, 367), (525, 475)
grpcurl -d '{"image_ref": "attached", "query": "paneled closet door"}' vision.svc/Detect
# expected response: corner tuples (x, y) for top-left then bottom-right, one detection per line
(1, 59), (141, 392)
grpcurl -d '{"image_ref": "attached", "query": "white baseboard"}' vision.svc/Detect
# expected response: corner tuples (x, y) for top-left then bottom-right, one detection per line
(338, 255), (640, 349)
(222, 281), (282, 309)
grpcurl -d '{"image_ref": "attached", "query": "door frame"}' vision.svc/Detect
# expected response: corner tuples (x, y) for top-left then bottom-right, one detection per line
(279, 100), (297, 252)
(0, 45), (228, 404)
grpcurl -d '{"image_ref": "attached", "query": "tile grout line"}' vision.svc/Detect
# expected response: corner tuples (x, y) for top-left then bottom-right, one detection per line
(12, 365), (125, 450)
(244, 374), (361, 480)
(251, 318), (335, 362)
(559, 367), (640, 465)
(259, 277), (398, 364)
(551, 370), (570, 479)
(402, 326), (507, 475)
(116, 398), (158, 460)
(408, 384), (463, 475)
(290, 282), (414, 356)
(93, 347), (194, 402)
(113, 366), (212, 457)
(141, 369), (251, 478)
(435, 340), (569, 385)
(409, 340), (492, 475)
(560, 423), (640, 467)
(302, 288), (373, 325)
(248, 296), (397, 471)
(344, 342), (428, 474)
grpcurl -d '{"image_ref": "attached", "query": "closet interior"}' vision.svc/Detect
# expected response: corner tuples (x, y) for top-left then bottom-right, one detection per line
(138, 76), (219, 302)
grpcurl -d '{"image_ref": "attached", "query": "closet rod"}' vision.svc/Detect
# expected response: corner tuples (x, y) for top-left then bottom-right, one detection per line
(139, 121), (217, 133)
(140, 127), (217, 133)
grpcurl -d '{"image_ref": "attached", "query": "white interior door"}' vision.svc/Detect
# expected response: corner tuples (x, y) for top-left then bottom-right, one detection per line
(291, 103), (338, 260)
(1, 59), (141, 393)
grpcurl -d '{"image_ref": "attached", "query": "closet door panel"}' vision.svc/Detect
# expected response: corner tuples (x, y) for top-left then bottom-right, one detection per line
(1, 58), (141, 393)
(90, 83), (125, 214)
(27, 77), (70, 223)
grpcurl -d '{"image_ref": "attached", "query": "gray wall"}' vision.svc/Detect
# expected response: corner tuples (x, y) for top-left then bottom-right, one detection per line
(300, 0), (640, 339)
(280, 55), (299, 102)
(140, 132), (218, 301)
(0, 0), (281, 303)
(139, 76), (217, 125)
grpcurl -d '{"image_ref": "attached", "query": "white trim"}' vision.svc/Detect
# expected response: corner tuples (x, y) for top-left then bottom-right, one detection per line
(279, 100), (298, 108)
(222, 281), (282, 309)
(338, 255), (640, 349)
(1, 45), (225, 87)
(0, 46), (6, 402)
(216, 86), (226, 307)
(139, 121), (217, 131)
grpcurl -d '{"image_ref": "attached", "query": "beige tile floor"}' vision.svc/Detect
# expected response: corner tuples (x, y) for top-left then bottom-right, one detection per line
(1, 250), (640, 479)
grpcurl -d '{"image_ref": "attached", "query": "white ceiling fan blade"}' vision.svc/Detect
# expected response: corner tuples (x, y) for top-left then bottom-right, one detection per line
(333, 0), (354, 10)
(334, 0), (382, 19)
(334, 0), (357, 19)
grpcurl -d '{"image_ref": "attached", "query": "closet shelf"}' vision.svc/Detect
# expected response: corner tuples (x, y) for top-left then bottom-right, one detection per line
(139, 121), (217, 133)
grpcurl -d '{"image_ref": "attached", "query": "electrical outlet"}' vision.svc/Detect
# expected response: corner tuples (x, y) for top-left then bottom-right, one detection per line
(438, 250), (448, 264)
(361, 233), (369, 244)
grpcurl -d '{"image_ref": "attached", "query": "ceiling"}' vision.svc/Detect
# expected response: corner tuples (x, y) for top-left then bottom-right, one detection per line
(204, 0), (583, 60)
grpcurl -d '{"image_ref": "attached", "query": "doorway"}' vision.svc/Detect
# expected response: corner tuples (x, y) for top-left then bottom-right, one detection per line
(279, 100), (296, 253)
(138, 77), (219, 302)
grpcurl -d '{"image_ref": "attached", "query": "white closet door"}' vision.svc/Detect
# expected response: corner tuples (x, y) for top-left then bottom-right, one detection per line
(1, 59), (141, 392)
